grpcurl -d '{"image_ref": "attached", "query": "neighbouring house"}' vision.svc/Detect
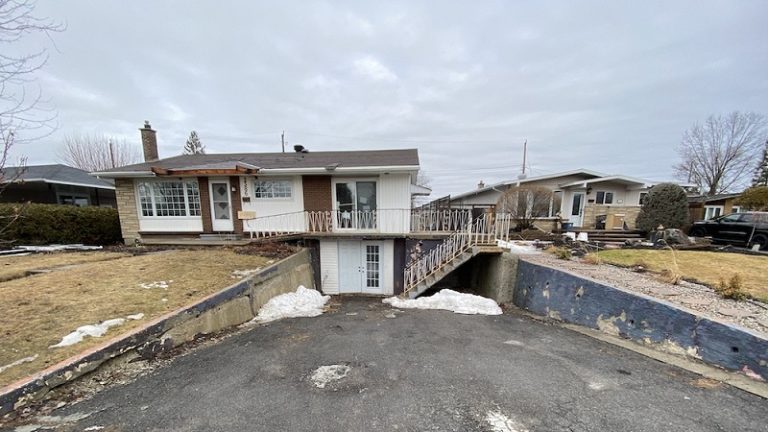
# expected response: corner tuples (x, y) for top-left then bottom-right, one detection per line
(688, 193), (744, 222)
(1, 164), (116, 207)
(446, 169), (662, 230)
(93, 122), (460, 297)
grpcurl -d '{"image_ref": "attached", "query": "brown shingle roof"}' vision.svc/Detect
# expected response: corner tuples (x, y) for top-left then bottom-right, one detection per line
(93, 149), (419, 175)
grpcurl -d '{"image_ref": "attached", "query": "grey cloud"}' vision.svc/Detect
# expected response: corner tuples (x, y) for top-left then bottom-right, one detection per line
(6, 0), (767, 197)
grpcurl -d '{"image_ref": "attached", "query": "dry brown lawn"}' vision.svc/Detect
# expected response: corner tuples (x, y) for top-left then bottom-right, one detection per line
(0, 249), (271, 387)
(596, 249), (768, 302)
(0, 251), (129, 282)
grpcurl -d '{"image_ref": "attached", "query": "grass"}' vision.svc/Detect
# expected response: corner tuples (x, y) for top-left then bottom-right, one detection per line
(596, 249), (768, 302)
(0, 249), (271, 387)
(0, 251), (129, 282)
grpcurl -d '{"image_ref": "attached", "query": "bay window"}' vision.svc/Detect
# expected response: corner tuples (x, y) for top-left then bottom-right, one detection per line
(137, 180), (201, 217)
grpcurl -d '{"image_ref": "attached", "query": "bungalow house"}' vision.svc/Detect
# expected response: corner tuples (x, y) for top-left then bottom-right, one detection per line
(688, 193), (744, 222)
(1, 164), (116, 207)
(92, 122), (448, 297)
(448, 169), (658, 230)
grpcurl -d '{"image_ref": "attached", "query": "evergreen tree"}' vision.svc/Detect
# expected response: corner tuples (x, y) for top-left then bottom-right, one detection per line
(183, 131), (205, 155)
(752, 140), (768, 187)
(636, 183), (689, 232)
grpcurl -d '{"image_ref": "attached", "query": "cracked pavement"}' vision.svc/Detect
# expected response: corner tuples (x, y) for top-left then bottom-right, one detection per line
(5, 298), (767, 431)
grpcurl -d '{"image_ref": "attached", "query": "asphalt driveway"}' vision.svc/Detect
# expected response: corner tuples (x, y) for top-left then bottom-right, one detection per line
(7, 298), (767, 431)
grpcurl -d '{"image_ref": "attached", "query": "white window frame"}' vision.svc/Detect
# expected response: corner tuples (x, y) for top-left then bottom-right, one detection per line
(732, 206), (742, 213)
(252, 178), (293, 200)
(704, 205), (724, 220)
(135, 179), (202, 219)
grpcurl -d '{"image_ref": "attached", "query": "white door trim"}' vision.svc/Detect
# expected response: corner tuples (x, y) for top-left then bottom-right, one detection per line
(569, 192), (585, 227)
(209, 178), (234, 232)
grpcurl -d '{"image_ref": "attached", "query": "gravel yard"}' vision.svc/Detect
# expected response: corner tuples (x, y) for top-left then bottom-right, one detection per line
(522, 253), (768, 337)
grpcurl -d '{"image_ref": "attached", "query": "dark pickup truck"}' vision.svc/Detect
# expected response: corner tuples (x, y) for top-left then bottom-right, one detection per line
(689, 212), (768, 250)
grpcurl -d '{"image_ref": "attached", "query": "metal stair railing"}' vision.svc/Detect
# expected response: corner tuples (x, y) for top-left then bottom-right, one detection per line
(403, 215), (499, 297)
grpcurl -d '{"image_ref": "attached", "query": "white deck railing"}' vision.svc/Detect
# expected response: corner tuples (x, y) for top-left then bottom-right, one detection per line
(241, 209), (474, 238)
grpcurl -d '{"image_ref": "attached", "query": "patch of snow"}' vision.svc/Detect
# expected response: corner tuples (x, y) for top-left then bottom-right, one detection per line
(126, 313), (144, 320)
(383, 289), (502, 315)
(83, 427), (105, 431)
(252, 286), (330, 323)
(50, 318), (126, 348)
(139, 280), (171, 289)
(0, 354), (38, 374)
(485, 411), (528, 432)
(503, 339), (524, 347)
(310, 364), (350, 388)
(231, 268), (262, 279)
(496, 240), (541, 254)
(588, 382), (605, 390)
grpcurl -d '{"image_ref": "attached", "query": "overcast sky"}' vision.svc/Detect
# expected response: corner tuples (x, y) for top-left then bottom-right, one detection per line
(9, 1), (768, 197)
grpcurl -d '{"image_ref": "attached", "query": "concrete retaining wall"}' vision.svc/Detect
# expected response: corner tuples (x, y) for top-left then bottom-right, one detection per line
(513, 258), (768, 381)
(0, 249), (314, 415)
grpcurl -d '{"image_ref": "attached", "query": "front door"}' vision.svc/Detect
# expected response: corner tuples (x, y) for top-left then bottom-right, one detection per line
(569, 192), (585, 226)
(337, 241), (383, 294)
(209, 178), (233, 232)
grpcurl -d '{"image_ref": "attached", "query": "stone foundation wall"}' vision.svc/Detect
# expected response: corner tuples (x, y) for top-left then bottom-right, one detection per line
(582, 205), (641, 229)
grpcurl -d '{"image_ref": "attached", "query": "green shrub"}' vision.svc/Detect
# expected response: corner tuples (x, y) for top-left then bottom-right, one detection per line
(0, 203), (122, 246)
(636, 183), (689, 233)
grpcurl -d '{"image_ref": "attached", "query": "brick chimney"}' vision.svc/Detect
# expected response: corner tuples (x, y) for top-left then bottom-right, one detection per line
(140, 121), (158, 162)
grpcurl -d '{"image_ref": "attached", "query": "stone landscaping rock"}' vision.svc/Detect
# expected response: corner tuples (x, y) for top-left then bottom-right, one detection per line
(679, 297), (714, 306)
(717, 307), (756, 319)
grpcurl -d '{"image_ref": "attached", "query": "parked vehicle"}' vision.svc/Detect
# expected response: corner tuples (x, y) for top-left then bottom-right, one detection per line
(689, 212), (768, 250)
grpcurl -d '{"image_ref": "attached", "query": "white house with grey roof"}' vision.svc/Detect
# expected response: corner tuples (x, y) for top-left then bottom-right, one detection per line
(93, 122), (452, 297)
(448, 169), (660, 230)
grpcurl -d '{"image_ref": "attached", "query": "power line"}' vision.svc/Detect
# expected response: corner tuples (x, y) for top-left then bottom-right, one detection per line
(290, 129), (524, 144)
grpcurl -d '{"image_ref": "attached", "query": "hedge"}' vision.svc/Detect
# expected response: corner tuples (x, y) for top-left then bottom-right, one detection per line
(0, 203), (122, 246)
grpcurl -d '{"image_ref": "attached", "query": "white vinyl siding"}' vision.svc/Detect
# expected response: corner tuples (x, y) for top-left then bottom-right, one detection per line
(240, 176), (305, 232)
(319, 240), (339, 294)
(378, 173), (411, 233)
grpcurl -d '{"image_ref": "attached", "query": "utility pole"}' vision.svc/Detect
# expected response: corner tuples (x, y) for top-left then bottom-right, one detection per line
(108, 139), (116, 168)
(281, 130), (285, 153)
(521, 140), (527, 176)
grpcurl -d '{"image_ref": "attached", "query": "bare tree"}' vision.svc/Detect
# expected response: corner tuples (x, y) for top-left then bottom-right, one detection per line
(0, 0), (63, 170)
(496, 186), (554, 230)
(674, 112), (767, 195)
(0, 1), (62, 239)
(58, 133), (142, 172)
